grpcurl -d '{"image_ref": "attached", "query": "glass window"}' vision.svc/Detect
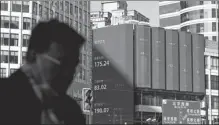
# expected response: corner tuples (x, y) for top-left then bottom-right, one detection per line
(23, 17), (31, 30)
(211, 57), (219, 70)
(44, 7), (49, 20)
(12, 1), (21, 12)
(212, 36), (217, 41)
(10, 34), (18, 46)
(23, 34), (30, 47)
(1, 33), (10, 46)
(22, 52), (27, 64)
(212, 22), (216, 31)
(160, 2), (180, 15)
(32, 18), (37, 29)
(65, 16), (69, 24)
(69, 18), (73, 27)
(142, 92), (154, 105)
(212, 96), (219, 109)
(10, 16), (19, 29)
(22, 1), (29, 13)
(180, 1), (204, 9)
(0, 68), (7, 78)
(84, 1), (87, 7)
(84, 26), (87, 37)
(211, 75), (219, 90)
(205, 56), (208, 69)
(60, 14), (63, 21)
(39, 4), (42, 17)
(10, 68), (17, 75)
(50, 9), (53, 18)
(55, 1), (59, 10)
(1, 15), (10, 28)
(79, 8), (82, 20)
(55, 12), (59, 19)
(70, 3), (73, 15)
(160, 16), (180, 27)
(60, 1), (63, 11)
(1, 1), (8, 11)
(75, 21), (78, 30)
(79, 23), (82, 32)
(1, 50), (9, 63)
(65, 1), (69, 14)
(75, 6), (78, 15)
(181, 9), (204, 23)
(205, 75), (208, 89)
(10, 51), (18, 64)
(212, 8), (216, 18)
(181, 23), (204, 33)
(84, 10), (87, 23)
(32, 2), (37, 15)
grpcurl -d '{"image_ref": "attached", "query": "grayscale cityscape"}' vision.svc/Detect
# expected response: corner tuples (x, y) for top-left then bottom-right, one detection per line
(0, 1), (218, 125)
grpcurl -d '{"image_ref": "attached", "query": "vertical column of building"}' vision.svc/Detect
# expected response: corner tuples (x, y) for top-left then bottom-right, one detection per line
(165, 30), (179, 91)
(134, 25), (151, 88)
(151, 27), (166, 90)
(179, 32), (193, 92)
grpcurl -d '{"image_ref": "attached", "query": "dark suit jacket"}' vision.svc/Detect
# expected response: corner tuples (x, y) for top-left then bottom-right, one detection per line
(0, 69), (86, 124)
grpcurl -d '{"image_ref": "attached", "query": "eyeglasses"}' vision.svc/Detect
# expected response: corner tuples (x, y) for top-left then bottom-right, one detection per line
(42, 54), (61, 65)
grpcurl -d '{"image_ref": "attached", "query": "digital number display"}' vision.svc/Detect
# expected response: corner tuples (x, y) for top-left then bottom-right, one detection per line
(94, 60), (110, 67)
(94, 84), (107, 91)
(94, 107), (110, 114)
(94, 40), (106, 45)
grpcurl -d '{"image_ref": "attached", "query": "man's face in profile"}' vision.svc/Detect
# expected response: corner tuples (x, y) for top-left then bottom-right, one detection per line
(39, 42), (80, 94)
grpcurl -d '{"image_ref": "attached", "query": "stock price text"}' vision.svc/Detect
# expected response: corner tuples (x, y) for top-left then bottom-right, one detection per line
(94, 60), (110, 68)
(94, 84), (107, 91)
(94, 107), (110, 114)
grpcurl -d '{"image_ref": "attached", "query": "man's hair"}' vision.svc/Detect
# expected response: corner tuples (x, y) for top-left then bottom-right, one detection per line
(26, 19), (85, 62)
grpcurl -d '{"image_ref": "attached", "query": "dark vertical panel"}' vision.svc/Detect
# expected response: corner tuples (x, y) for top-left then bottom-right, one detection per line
(179, 32), (193, 92)
(92, 24), (134, 124)
(165, 30), (179, 91)
(151, 27), (166, 90)
(192, 34), (205, 93)
(134, 25), (151, 88)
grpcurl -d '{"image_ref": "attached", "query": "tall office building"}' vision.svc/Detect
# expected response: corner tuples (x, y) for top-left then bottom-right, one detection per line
(91, 1), (150, 29)
(0, 1), (92, 123)
(204, 40), (219, 124)
(159, 1), (219, 42)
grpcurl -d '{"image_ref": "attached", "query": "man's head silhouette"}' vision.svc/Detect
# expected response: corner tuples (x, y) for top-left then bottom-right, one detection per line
(25, 19), (85, 95)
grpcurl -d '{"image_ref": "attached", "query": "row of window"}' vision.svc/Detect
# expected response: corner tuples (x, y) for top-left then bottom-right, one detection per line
(135, 92), (201, 106)
(1, 50), (19, 64)
(1, 33), (30, 47)
(0, 68), (18, 78)
(205, 75), (219, 90)
(206, 96), (219, 109)
(1, 15), (37, 30)
(1, 15), (89, 37)
(32, 1), (89, 24)
(181, 9), (219, 23)
(205, 56), (219, 70)
(181, 22), (218, 35)
(0, 1), (29, 13)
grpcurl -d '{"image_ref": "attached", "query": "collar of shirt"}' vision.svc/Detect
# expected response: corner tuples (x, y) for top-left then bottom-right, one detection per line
(21, 64), (63, 124)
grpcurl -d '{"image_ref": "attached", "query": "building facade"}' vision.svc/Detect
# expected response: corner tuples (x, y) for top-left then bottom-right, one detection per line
(0, 1), (92, 123)
(159, 1), (219, 42)
(91, 1), (150, 29)
(204, 40), (219, 124)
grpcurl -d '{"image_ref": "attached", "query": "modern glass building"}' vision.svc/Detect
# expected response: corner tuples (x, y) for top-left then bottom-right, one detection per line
(159, 1), (219, 42)
(160, 1), (219, 124)
(0, 1), (92, 123)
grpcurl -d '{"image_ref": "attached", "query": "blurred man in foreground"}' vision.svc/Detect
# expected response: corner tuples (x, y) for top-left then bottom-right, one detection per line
(0, 19), (86, 124)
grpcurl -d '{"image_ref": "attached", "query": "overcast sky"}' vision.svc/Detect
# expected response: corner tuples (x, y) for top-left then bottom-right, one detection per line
(91, 1), (160, 27)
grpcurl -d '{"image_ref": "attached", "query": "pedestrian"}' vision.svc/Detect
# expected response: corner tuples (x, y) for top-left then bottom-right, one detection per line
(0, 19), (86, 124)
